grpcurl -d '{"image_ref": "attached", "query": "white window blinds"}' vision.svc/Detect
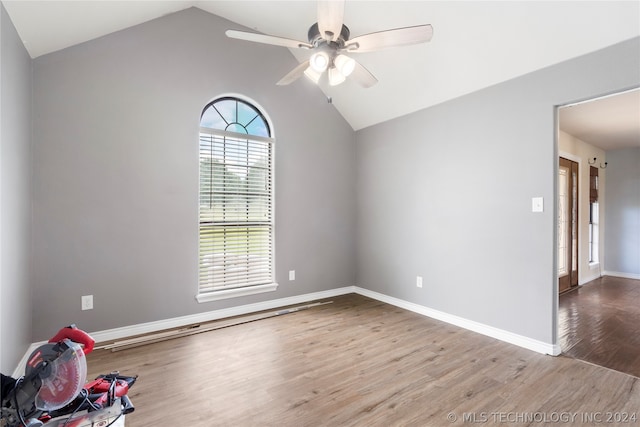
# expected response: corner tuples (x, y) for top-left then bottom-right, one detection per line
(198, 127), (274, 295)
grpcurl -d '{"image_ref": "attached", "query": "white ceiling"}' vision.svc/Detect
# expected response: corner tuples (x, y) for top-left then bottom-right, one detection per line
(559, 88), (640, 151)
(3, 0), (640, 144)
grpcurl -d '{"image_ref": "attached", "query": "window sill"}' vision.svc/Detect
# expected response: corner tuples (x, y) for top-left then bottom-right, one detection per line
(196, 282), (279, 303)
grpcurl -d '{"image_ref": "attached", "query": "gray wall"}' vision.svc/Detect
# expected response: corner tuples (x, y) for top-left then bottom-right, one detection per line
(6, 4), (640, 359)
(0, 4), (32, 372)
(355, 37), (640, 345)
(31, 8), (356, 341)
(604, 147), (640, 276)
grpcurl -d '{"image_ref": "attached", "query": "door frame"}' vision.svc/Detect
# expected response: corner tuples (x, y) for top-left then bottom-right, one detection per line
(558, 155), (580, 293)
(553, 86), (636, 352)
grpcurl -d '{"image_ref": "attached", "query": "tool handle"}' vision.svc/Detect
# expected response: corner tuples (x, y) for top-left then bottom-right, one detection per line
(120, 395), (135, 414)
(48, 325), (95, 354)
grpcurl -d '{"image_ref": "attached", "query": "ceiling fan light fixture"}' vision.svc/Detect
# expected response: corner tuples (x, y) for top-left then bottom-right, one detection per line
(328, 67), (346, 86)
(309, 51), (329, 73)
(334, 54), (355, 77)
(304, 66), (322, 83)
(225, 0), (433, 88)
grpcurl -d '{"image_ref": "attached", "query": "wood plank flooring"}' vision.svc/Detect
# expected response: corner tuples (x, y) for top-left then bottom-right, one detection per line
(559, 275), (640, 378)
(87, 294), (640, 426)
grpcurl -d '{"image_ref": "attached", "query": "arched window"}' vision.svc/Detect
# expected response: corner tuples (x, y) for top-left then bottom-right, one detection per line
(197, 97), (276, 301)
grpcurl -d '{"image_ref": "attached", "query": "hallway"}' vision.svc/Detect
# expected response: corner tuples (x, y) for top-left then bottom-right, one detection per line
(559, 275), (640, 377)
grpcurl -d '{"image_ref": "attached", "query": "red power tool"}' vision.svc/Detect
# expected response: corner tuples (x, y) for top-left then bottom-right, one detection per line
(1, 325), (137, 427)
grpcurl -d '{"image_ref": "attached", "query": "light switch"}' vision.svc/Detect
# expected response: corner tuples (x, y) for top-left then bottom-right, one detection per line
(532, 197), (544, 213)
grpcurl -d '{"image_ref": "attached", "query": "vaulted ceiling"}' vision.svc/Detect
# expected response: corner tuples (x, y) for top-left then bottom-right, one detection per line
(3, 1), (639, 147)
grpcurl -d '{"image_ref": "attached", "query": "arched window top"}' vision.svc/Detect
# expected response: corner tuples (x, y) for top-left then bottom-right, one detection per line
(201, 97), (271, 138)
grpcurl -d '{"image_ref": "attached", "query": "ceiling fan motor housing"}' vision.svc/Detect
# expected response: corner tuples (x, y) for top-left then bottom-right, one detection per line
(308, 22), (350, 49)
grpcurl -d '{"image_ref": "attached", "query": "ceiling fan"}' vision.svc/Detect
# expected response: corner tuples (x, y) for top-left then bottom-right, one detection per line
(225, 0), (433, 88)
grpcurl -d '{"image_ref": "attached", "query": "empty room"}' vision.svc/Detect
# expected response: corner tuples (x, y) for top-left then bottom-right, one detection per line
(1, 1), (639, 426)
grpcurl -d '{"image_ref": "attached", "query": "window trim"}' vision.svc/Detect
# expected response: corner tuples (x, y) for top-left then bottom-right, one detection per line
(199, 127), (274, 144)
(196, 97), (277, 302)
(196, 282), (278, 303)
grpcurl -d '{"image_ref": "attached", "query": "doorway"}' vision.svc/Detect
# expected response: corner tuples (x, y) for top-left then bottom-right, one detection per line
(556, 87), (640, 368)
(558, 157), (578, 294)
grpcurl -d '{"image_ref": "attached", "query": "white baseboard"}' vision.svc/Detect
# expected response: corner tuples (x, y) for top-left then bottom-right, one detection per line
(89, 286), (355, 344)
(13, 284), (562, 376)
(354, 287), (561, 356)
(12, 286), (355, 377)
(603, 271), (640, 280)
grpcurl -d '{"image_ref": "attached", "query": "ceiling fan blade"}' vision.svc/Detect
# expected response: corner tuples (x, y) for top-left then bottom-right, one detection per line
(344, 24), (433, 53)
(317, 0), (345, 42)
(350, 60), (378, 88)
(276, 61), (310, 86)
(226, 30), (313, 49)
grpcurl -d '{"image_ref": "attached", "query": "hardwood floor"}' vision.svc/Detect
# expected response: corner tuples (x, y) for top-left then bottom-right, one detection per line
(559, 275), (640, 378)
(87, 294), (640, 426)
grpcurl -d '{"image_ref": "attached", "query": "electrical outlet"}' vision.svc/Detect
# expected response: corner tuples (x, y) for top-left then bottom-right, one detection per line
(81, 295), (93, 311)
(416, 276), (423, 288)
(289, 270), (295, 281)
